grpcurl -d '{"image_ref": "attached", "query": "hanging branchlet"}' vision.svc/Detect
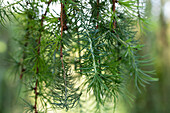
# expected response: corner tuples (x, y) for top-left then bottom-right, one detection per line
(34, 0), (53, 112)
(96, 0), (102, 75)
(0, 0), (158, 112)
(60, 0), (68, 106)
(60, 0), (68, 31)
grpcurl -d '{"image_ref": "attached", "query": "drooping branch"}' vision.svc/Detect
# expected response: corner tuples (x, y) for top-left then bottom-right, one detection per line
(96, 0), (101, 74)
(60, 1), (68, 31)
(112, 0), (121, 74)
(60, 0), (68, 105)
(34, 0), (53, 112)
(2, 0), (158, 112)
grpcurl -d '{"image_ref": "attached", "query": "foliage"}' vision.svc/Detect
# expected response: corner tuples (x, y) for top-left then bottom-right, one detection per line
(0, 0), (158, 112)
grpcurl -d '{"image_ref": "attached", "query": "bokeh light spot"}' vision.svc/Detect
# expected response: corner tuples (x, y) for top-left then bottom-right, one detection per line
(0, 41), (7, 53)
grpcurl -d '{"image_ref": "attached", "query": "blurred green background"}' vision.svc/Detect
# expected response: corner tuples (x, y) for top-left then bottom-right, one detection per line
(0, 0), (170, 113)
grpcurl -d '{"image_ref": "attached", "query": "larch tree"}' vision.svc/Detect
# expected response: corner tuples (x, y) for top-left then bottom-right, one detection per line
(0, 0), (158, 112)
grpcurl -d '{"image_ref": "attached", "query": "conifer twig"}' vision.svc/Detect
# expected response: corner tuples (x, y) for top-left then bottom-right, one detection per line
(34, 79), (38, 113)
(34, 0), (52, 112)
(96, 0), (101, 74)
(60, 0), (68, 106)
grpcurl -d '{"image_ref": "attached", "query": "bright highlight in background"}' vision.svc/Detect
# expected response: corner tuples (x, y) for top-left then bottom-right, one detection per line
(0, 41), (7, 53)
(164, 2), (170, 21)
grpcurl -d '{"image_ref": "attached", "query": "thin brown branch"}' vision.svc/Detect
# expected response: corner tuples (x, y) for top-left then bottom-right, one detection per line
(96, 0), (101, 74)
(34, 79), (38, 113)
(61, 1), (68, 31)
(96, 0), (99, 29)
(112, 0), (116, 31)
(60, 0), (67, 104)
(20, 19), (29, 79)
(20, 67), (25, 79)
(34, 0), (53, 112)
